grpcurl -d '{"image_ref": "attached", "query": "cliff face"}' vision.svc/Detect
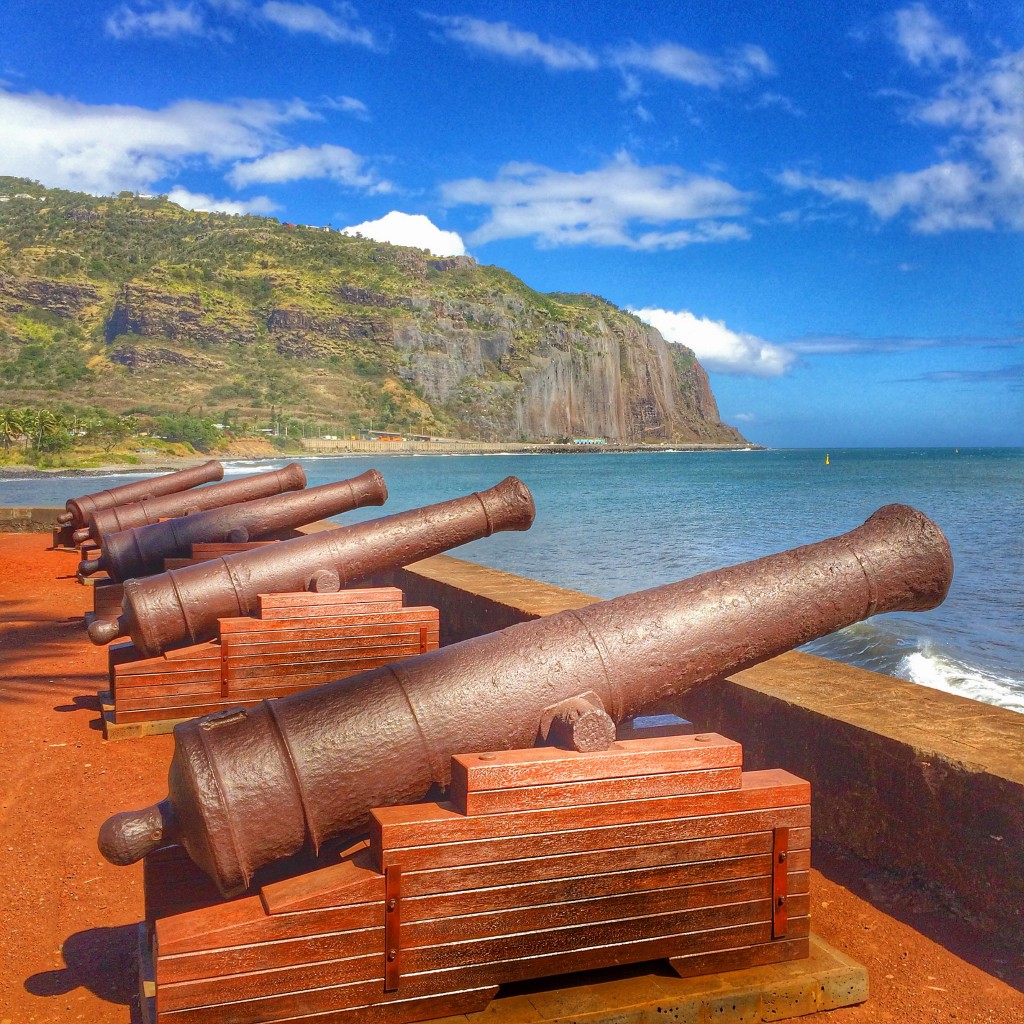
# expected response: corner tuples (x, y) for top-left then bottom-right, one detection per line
(0, 177), (746, 444)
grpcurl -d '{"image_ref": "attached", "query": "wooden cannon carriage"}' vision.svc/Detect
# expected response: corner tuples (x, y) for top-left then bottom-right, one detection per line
(140, 732), (811, 1024)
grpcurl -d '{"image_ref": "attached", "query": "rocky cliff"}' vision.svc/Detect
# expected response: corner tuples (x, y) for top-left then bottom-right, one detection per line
(0, 177), (745, 444)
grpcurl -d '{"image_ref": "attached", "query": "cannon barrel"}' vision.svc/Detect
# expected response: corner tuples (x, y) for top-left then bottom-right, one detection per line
(99, 504), (952, 896)
(78, 470), (388, 581)
(88, 476), (537, 656)
(58, 460), (224, 527)
(72, 463), (307, 545)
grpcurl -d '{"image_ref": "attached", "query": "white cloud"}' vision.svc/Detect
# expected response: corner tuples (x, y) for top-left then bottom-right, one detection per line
(325, 95), (370, 120)
(105, 1), (219, 40)
(0, 87), (316, 194)
(610, 41), (773, 89)
(424, 15), (598, 71)
(228, 143), (392, 192)
(732, 412), (757, 423)
(259, 1), (375, 47)
(631, 308), (796, 377)
(894, 3), (969, 68)
(426, 13), (771, 91)
(780, 11), (1024, 233)
(442, 152), (751, 250)
(167, 186), (278, 215)
(106, 1), (376, 47)
(340, 211), (466, 256)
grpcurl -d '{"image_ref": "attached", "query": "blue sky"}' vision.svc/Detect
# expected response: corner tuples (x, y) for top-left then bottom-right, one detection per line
(2, 0), (1022, 446)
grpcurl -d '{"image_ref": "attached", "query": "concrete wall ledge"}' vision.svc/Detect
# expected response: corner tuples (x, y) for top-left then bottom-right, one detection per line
(0, 506), (62, 533)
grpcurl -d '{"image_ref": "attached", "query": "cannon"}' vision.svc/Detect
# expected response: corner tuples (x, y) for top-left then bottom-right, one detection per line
(58, 460), (224, 528)
(77, 470), (388, 581)
(99, 503), (952, 897)
(72, 462), (307, 545)
(87, 475), (537, 656)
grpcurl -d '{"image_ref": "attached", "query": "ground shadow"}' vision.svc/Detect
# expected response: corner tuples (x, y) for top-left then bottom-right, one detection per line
(25, 923), (137, 1005)
(54, 693), (103, 713)
(814, 840), (1024, 991)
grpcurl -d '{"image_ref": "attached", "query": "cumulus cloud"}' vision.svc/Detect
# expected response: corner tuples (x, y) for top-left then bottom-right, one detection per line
(106, 0), (376, 47)
(442, 152), (751, 250)
(780, 7), (1024, 233)
(610, 41), (773, 89)
(0, 87), (316, 194)
(630, 308), (796, 377)
(167, 186), (278, 215)
(259, 2), (375, 47)
(105, 1), (219, 40)
(893, 3), (969, 68)
(228, 143), (391, 192)
(340, 211), (466, 256)
(424, 15), (597, 71)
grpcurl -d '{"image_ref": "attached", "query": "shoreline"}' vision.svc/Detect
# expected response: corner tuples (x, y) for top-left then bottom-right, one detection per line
(0, 442), (765, 478)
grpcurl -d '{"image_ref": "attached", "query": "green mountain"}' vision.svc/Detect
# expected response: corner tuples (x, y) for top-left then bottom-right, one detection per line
(0, 177), (745, 444)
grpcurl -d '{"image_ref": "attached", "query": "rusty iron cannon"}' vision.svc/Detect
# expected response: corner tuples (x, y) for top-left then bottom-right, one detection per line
(87, 475), (537, 657)
(72, 462), (307, 545)
(77, 470), (388, 581)
(99, 503), (952, 896)
(58, 460), (224, 528)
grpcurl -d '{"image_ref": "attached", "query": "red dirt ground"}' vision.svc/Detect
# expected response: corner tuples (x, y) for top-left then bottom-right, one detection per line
(1, 532), (1021, 1023)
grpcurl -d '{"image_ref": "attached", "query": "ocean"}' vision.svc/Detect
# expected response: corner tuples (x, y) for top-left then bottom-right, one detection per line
(4, 447), (1022, 712)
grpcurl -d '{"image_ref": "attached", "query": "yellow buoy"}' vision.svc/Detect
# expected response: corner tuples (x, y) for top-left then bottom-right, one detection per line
(825, 453), (830, 465)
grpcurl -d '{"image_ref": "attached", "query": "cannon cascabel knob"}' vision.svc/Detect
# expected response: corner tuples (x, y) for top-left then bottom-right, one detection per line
(98, 800), (178, 865)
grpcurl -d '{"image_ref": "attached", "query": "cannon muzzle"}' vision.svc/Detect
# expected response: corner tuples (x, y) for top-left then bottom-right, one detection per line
(62, 460), (223, 529)
(88, 476), (536, 656)
(78, 469), (388, 581)
(99, 504), (952, 895)
(75, 463), (307, 545)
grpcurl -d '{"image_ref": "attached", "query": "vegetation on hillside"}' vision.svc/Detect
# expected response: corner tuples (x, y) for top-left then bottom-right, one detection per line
(0, 177), (743, 446)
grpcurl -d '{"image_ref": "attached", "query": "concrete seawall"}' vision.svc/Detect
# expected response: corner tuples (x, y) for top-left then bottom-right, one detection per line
(8, 506), (1023, 946)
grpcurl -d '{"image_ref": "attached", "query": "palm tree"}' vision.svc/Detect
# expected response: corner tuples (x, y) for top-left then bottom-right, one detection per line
(0, 408), (23, 452)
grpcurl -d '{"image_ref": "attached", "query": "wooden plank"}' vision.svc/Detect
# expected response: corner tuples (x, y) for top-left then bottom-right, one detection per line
(669, 934), (811, 979)
(372, 771), (810, 863)
(405, 863), (808, 925)
(401, 833), (773, 899)
(381, 806), (810, 873)
(116, 645), (220, 677)
(225, 640), (436, 674)
(192, 541), (278, 560)
(401, 839), (806, 905)
(458, 766), (743, 816)
(156, 919), (779, 1024)
(159, 981), (497, 1024)
(220, 628), (438, 659)
(112, 677), (221, 699)
(262, 850), (385, 915)
(219, 607), (439, 636)
(115, 670), (223, 693)
(257, 587), (404, 616)
(113, 700), (262, 724)
(402, 907), (811, 977)
(451, 734), (741, 794)
(157, 927), (384, 997)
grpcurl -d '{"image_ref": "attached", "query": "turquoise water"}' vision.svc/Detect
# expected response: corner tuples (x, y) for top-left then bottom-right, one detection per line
(4, 447), (1022, 711)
